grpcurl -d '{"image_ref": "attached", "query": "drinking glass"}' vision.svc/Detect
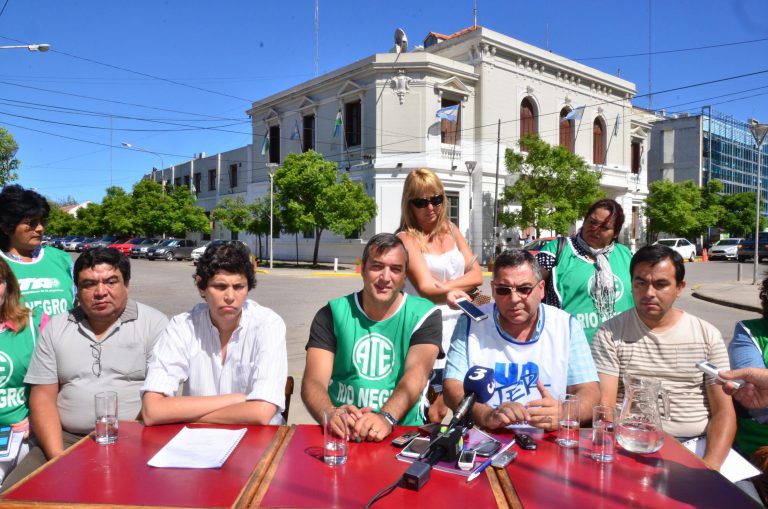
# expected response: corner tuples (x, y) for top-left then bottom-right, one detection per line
(94, 391), (118, 445)
(591, 405), (617, 462)
(323, 407), (348, 465)
(556, 394), (580, 448)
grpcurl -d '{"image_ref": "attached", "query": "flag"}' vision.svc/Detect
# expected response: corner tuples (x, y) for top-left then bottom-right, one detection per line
(613, 114), (621, 136)
(333, 110), (343, 138)
(291, 119), (301, 141)
(260, 130), (270, 155)
(435, 104), (459, 122)
(565, 106), (585, 121)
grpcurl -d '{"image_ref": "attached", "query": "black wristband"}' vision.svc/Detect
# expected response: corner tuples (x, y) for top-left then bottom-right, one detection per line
(378, 410), (398, 429)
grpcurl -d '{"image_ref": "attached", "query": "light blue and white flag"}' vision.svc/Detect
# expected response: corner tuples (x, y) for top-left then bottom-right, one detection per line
(333, 110), (343, 138)
(565, 106), (585, 121)
(260, 130), (270, 156)
(291, 119), (301, 141)
(435, 104), (459, 122)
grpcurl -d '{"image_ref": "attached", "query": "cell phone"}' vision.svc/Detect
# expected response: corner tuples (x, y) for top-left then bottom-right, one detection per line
(473, 439), (502, 457)
(418, 422), (441, 435)
(457, 449), (477, 471)
(696, 360), (744, 389)
(391, 430), (421, 448)
(492, 450), (518, 468)
(456, 298), (488, 322)
(0, 426), (12, 455)
(514, 432), (538, 450)
(400, 437), (431, 458)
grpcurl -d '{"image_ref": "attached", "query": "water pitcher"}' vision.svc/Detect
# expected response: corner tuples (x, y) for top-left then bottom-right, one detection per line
(616, 373), (670, 454)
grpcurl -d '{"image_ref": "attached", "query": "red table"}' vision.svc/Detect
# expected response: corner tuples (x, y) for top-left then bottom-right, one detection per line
(496, 429), (761, 509)
(1, 421), (288, 509)
(253, 425), (508, 508)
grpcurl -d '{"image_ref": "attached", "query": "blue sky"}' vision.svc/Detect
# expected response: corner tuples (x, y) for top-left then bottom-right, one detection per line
(1, 0), (767, 203)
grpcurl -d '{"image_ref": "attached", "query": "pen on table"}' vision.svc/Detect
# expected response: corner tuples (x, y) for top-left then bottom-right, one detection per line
(466, 440), (515, 483)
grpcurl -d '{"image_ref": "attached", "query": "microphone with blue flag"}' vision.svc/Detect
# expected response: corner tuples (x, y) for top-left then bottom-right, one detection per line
(448, 365), (496, 428)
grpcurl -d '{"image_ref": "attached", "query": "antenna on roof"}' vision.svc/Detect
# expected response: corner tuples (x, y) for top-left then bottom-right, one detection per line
(394, 28), (408, 53)
(473, 0), (478, 26)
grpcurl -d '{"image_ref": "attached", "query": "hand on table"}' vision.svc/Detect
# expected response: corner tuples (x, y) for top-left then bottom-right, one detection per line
(480, 401), (530, 430)
(525, 381), (559, 431)
(353, 412), (392, 442)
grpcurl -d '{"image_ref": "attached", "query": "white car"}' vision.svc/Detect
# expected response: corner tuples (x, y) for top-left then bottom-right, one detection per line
(191, 242), (211, 263)
(708, 238), (744, 261)
(653, 238), (697, 262)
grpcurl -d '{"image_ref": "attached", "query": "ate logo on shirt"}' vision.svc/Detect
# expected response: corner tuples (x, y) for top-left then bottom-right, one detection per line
(353, 333), (394, 380)
(586, 273), (625, 302)
(0, 352), (14, 388)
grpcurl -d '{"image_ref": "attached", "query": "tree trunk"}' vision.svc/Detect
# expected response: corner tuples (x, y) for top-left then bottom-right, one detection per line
(312, 228), (323, 266)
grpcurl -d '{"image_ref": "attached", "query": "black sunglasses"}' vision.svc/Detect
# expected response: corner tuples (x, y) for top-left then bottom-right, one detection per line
(411, 195), (444, 209)
(493, 283), (538, 297)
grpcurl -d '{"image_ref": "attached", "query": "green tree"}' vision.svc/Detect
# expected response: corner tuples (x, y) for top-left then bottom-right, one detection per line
(645, 179), (726, 239)
(274, 150), (376, 265)
(167, 185), (210, 238)
(211, 196), (250, 238)
(46, 204), (77, 236)
(0, 127), (20, 186)
(131, 180), (171, 236)
(498, 134), (604, 236)
(719, 191), (766, 236)
(74, 203), (104, 236)
(100, 186), (134, 235)
(246, 196), (280, 260)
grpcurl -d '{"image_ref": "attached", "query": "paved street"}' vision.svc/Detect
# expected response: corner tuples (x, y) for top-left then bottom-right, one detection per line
(72, 255), (763, 425)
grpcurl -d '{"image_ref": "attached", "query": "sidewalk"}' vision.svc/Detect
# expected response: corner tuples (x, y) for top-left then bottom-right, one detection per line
(691, 281), (762, 313)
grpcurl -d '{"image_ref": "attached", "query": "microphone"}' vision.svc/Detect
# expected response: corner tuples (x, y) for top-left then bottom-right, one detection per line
(448, 365), (496, 428)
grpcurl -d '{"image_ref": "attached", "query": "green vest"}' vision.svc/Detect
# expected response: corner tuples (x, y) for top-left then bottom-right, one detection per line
(734, 319), (768, 457)
(328, 293), (435, 426)
(2, 247), (74, 317)
(0, 307), (44, 425)
(542, 238), (634, 343)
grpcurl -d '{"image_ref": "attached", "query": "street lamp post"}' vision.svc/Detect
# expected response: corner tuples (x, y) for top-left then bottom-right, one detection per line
(266, 163), (279, 270)
(121, 142), (165, 192)
(749, 120), (768, 285)
(0, 44), (50, 52)
(464, 160), (477, 249)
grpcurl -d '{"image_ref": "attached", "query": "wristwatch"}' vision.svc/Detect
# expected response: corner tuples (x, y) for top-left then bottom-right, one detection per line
(378, 410), (398, 429)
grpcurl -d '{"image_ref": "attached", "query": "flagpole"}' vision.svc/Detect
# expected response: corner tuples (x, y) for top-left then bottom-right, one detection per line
(449, 103), (460, 173)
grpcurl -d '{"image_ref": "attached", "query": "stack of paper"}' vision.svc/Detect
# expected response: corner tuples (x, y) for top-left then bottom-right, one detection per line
(148, 427), (247, 469)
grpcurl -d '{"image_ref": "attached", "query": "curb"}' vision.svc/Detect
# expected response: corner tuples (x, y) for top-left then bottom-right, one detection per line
(690, 288), (761, 313)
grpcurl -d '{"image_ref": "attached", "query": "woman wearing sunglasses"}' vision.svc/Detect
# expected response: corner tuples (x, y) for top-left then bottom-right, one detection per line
(0, 258), (48, 486)
(0, 185), (74, 317)
(535, 198), (634, 343)
(397, 168), (483, 423)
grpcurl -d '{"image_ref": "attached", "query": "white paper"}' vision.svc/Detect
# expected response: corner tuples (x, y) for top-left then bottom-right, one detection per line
(0, 431), (25, 463)
(147, 427), (246, 469)
(683, 437), (760, 483)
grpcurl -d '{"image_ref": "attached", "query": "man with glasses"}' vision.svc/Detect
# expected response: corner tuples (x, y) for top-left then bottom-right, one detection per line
(444, 249), (599, 431)
(3, 248), (167, 488)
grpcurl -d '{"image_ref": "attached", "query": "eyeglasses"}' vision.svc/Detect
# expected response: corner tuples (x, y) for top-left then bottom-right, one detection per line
(91, 342), (102, 377)
(492, 282), (539, 297)
(19, 217), (48, 229)
(410, 195), (444, 209)
(585, 217), (614, 232)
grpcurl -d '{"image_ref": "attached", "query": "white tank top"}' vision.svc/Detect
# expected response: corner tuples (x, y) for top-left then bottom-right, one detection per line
(404, 245), (465, 369)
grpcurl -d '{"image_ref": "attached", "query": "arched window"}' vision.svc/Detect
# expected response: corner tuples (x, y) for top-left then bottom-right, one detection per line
(559, 108), (574, 153)
(520, 98), (537, 151)
(593, 118), (606, 165)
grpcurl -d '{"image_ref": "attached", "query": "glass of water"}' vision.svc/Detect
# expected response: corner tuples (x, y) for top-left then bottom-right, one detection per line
(591, 405), (617, 462)
(323, 407), (349, 465)
(556, 394), (580, 448)
(94, 391), (118, 445)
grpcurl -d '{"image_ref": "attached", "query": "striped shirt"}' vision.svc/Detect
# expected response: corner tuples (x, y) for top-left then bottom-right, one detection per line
(591, 308), (729, 438)
(142, 299), (287, 424)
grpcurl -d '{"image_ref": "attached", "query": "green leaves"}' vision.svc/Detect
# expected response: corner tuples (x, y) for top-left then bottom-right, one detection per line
(0, 127), (20, 186)
(499, 134), (604, 237)
(646, 179), (729, 238)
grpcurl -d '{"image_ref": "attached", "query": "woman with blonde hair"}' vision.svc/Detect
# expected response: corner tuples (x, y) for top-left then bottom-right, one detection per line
(0, 258), (47, 485)
(398, 168), (482, 423)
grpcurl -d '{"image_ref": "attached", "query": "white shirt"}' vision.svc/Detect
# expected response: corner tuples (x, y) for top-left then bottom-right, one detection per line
(141, 299), (288, 424)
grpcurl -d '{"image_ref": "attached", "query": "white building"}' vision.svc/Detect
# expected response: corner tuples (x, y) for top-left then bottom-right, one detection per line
(158, 25), (651, 262)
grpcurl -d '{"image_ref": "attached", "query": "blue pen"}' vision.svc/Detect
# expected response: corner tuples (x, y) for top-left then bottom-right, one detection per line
(466, 440), (515, 483)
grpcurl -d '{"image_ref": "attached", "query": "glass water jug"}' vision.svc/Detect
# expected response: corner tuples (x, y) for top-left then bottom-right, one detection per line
(616, 373), (670, 454)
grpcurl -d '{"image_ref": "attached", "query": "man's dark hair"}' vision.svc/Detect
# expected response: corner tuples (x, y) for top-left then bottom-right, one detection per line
(74, 247), (131, 286)
(630, 244), (685, 284)
(195, 241), (255, 291)
(760, 277), (768, 319)
(0, 185), (51, 251)
(361, 233), (409, 271)
(492, 249), (542, 280)
(585, 198), (625, 240)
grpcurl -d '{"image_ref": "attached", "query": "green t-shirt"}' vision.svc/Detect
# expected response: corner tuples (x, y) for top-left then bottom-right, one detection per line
(1, 246), (74, 317)
(734, 318), (768, 457)
(327, 293), (437, 426)
(0, 307), (44, 425)
(542, 238), (633, 342)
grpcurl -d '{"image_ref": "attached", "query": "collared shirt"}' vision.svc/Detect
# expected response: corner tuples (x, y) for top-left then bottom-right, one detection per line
(25, 299), (169, 434)
(141, 299), (288, 424)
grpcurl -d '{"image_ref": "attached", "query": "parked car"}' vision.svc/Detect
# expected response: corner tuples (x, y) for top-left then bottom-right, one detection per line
(147, 239), (198, 261)
(75, 237), (99, 252)
(130, 238), (161, 258)
(521, 237), (557, 256)
(109, 237), (145, 256)
(88, 235), (120, 249)
(708, 238), (744, 261)
(653, 238), (697, 262)
(737, 233), (768, 263)
(52, 235), (76, 250)
(191, 240), (250, 264)
(63, 236), (86, 251)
